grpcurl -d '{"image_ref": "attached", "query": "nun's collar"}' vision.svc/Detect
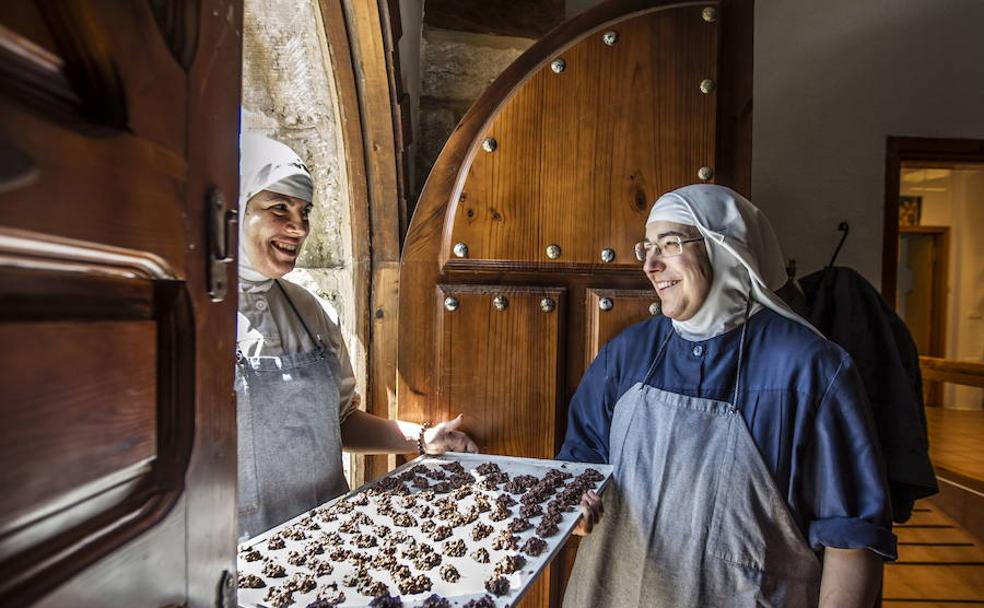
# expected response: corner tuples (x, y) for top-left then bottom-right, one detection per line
(239, 278), (274, 294)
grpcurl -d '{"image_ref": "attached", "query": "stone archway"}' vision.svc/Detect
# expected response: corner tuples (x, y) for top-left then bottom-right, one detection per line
(241, 0), (404, 485)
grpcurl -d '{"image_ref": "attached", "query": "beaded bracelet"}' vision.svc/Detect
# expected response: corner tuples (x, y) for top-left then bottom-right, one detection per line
(417, 422), (431, 455)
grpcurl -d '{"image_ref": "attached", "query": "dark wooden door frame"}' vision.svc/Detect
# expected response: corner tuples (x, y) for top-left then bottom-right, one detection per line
(318, 0), (418, 482)
(882, 136), (984, 305)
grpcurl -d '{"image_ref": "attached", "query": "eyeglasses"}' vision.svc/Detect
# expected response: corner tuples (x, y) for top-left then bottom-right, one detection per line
(633, 236), (705, 262)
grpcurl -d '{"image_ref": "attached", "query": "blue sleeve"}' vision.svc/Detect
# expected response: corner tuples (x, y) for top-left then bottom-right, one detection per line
(556, 344), (620, 464)
(802, 354), (898, 560)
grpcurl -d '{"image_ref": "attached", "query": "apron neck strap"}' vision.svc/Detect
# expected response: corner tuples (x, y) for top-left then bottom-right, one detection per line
(730, 295), (754, 407)
(642, 330), (674, 386)
(642, 296), (754, 409)
(276, 279), (322, 348)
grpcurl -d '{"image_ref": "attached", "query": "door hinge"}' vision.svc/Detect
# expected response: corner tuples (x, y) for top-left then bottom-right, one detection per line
(207, 188), (238, 302)
(216, 569), (236, 608)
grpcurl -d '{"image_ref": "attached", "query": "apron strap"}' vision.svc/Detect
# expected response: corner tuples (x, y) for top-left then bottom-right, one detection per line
(730, 295), (754, 408)
(276, 279), (323, 349)
(642, 329), (674, 387)
(641, 295), (754, 409)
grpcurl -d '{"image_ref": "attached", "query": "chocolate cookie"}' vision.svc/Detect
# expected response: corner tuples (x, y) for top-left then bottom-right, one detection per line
(484, 575), (510, 596)
(443, 538), (466, 557)
(241, 549), (263, 562)
(264, 585), (294, 608)
(368, 592), (403, 608)
(439, 563), (460, 583)
(470, 522), (493, 541)
(237, 573), (266, 588)
(521, 536), (547, 556)
(508, 517), (532, 533)
(471, 547), (490, 563)
(494, 554), (526, 576)
(490, 531), (519, 551)
(262, 560), (287, 578)
(421, 594), (452, 608)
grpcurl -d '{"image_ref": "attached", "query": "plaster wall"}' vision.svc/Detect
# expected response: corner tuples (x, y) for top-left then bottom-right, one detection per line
(754, 0), (984, 285)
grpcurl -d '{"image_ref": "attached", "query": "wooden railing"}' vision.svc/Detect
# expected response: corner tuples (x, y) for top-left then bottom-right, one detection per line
(920, 356), (984, 388)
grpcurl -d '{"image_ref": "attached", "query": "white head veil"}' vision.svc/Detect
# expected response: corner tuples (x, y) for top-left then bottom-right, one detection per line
(238, 133), (314, 285)
(647, 184), (819, 340)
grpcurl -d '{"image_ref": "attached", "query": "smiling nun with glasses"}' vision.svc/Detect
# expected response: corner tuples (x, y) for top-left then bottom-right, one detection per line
(558, 184), (896, 607)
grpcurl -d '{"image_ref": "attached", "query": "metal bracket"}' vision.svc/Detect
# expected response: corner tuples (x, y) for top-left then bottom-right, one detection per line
(207, 188), (238, 302)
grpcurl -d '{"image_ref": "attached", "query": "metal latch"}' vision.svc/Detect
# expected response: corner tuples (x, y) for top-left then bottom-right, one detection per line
(207, 188), (238, 302)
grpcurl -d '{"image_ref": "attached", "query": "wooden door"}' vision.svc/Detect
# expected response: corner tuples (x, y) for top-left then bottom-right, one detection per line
(0, 2), (241, 606)
(398, 1), (752, 605)
(897, 226), (950, 407)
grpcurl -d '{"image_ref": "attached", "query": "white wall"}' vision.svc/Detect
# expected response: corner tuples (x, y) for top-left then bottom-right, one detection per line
(753, 0), (984, 284)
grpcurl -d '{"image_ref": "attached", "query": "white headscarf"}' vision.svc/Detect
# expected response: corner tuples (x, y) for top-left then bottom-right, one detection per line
(646, 184), (819, 340)
(238, 133), (314, 286)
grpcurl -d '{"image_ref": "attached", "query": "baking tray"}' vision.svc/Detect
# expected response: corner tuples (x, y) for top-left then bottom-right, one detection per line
(237, 452), (612, 607)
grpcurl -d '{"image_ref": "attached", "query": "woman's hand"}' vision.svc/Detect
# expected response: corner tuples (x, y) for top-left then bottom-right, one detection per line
(423, 414), (479, 454)
(572, 490), (604, 536)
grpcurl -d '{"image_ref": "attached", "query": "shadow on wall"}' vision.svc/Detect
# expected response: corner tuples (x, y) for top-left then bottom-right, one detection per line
(753, 0), (984, 285)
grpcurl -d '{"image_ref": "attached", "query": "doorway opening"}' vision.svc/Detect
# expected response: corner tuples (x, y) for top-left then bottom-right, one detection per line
(883, 137), (984, 552)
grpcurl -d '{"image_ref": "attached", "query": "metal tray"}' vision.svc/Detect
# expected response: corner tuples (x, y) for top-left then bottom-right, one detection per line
(237, 452), (612, 607)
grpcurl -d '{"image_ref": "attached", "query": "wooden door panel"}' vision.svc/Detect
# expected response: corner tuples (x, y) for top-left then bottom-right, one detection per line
(585, 288), (661, 363)
(447, 6), (717, 268)
(435, 284), (563, 608)
(0, 320), (157, 532)
(0, 1), (241, 605)
(2, 109), (188, 271)
(0, 233), (196, 605)
(400, 2), (752, 606)
(437, 285), (565, 458)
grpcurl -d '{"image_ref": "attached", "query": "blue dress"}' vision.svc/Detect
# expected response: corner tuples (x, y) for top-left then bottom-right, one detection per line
(558, 308), (897, 558)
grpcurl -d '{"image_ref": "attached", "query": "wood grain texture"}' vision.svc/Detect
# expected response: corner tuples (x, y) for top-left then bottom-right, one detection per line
(0, 0), (240, 605)
(399, 2), (752, 605)
(0, 321), (157, 528)
(884, 501), (984, 604)
(449, 7), (717, 267)
(437, 285), (563, 608)
(0, 261), (196, 606)
(182, 1), (242, 606)
(436, 285), (564, 457)
(330, 0), (406, 483)
(585, 288), (660, 364)
(920, 357), (984, 389)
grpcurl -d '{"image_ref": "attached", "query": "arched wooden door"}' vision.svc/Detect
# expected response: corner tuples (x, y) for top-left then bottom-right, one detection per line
(398, 0), (752, 605)
(0, 2), (241, 606)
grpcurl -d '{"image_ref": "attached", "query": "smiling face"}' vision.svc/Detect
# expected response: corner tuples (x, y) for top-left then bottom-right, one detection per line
(242, 190), (312, 279)
(643, 221), (713, 321)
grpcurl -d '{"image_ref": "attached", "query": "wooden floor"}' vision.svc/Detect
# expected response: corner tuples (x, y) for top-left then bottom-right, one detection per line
(925, 406), (984, 484)
(883, 501), (984, 605)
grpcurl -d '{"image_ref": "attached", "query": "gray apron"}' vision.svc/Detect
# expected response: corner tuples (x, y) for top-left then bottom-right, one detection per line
(236, 280), (349, 540)
(564, 322), (821, 607)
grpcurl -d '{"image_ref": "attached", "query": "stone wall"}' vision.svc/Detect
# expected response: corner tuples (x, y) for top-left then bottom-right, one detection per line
(242, 0), (364, 390)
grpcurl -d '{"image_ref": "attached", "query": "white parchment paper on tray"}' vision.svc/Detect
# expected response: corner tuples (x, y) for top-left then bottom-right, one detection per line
(237, 452), (612, 608)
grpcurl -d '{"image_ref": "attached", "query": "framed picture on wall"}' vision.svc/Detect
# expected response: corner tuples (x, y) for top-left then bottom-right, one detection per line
(899, 195), (922, 226)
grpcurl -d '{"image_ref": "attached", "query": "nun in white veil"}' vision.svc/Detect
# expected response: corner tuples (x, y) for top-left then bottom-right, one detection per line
(559, 185), (895, 608)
